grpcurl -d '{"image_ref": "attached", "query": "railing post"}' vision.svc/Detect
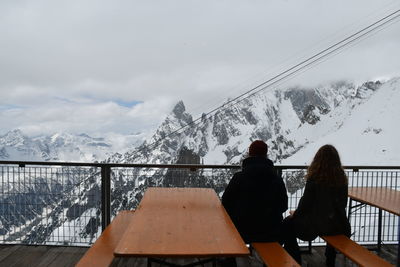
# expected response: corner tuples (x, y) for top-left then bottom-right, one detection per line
(276, 167), (283, 179)
(377, 209), (382, 251)
(101, 165), (111, 231)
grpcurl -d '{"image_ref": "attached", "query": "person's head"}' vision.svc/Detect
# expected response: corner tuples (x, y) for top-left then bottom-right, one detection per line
(306, 144), (347, 185)
(248, 140), (268, 157)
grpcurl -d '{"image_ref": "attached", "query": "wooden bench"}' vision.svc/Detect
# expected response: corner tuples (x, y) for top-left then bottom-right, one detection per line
(251, 242), (300, 267)
(321, 235), (394, 267)
(76, 210), (135, 267)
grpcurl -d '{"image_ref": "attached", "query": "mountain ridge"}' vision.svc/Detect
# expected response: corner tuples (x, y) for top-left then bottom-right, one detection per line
(1, 76), (399, 246)
(114, 78), (394, 166)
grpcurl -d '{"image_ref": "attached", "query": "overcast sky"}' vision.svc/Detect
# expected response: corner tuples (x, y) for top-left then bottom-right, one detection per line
(1, 0), (399, 137)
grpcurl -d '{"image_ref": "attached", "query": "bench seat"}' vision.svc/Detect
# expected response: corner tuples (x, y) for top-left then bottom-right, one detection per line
(76, 210), (135, 267)
(252, 242), (300, 267)
(321, 235), (393, 267)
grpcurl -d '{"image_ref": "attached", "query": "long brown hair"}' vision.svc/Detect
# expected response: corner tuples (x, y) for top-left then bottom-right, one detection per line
(306, 144), (347, 186)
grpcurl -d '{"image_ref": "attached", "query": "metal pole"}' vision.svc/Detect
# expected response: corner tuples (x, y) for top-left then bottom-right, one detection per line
(377, 209), (382, 251)
(101, 165), (111, 231)
(348, 199), (352, 225)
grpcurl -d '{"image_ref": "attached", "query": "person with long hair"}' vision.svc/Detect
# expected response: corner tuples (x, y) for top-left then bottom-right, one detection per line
(283, 144), (351, 266)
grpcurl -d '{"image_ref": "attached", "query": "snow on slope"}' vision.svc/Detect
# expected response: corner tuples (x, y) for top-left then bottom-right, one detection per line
(118, 78), (398, 167)
(282, 77), (400, 165)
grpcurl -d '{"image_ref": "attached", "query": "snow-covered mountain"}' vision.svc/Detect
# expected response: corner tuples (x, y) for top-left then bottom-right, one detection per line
(0, 130), (144, 162)
(282, 78), (400, 165)
(114, 77), (399, 167)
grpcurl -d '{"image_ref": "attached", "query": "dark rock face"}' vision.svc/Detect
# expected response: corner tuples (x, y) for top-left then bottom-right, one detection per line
(285, 170), (307, 194)
(83, 217), (100, 238)
(172, 101), (193, 125)
(212, 112), (241, 146)
(241, 108), (258, 125)
(355, 81), (382, 98)
(0, 147), (9, 158)
(303, 105), (320, 125)
(284, 88), (331, 124)
(224, 146), (241, 163)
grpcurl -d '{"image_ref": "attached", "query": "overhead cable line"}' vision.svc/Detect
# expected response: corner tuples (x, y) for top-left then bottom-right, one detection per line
(240, 12), (400, 101)
(134, 8), (400, 156)
(245, 14), (400, 99)
(188, 1), (400, 118)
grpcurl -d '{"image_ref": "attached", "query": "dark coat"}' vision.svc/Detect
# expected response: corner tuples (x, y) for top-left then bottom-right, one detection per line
(292, 179), (351, 241)
(221, 157), (288, 243)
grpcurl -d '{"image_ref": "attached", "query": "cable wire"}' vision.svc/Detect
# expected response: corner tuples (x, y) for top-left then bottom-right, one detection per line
(132, 9), (400, 157)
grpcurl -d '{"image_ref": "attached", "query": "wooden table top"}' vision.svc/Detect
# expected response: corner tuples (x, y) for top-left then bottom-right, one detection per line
(114, 187), (249, 258)
(348, 187), (400, 216)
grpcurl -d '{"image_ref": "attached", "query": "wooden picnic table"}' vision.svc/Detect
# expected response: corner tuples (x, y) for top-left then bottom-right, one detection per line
(348, 186), (400, 266)
(114, 187), (249, 265)
(348, 187), (400, 216)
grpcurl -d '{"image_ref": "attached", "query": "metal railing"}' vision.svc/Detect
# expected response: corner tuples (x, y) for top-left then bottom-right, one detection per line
(0, 160), (399, 247)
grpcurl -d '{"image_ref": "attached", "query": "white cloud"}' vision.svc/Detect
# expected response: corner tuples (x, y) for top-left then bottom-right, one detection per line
(0, 0), (399, 136)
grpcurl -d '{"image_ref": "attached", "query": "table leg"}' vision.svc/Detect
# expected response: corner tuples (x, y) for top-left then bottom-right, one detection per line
(348, 198), (353, 222)
(146, 258), (216, 267)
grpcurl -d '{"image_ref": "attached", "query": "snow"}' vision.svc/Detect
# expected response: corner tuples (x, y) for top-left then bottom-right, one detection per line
(279, 97), (302, 132)
(282, 78), (400, 166)
(203, 145), (226, 164)
(47, 208), (99, 245)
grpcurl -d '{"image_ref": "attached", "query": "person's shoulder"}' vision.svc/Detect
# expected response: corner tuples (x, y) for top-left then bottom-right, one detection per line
(230, 171), (245, 183)
(265, 157), (274, 166)
(306, 178), (316, 184)
(304, 178), (318, 189)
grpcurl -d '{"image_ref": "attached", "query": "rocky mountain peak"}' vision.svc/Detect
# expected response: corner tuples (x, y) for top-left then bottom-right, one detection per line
(354, 80), (382, 99)
(0, 129), (28, 146)
(172, 100), (186, 118)
(167, 101), (193, 126)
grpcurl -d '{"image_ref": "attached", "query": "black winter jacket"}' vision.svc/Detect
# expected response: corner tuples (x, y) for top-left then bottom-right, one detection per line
(222, 157), (288, 243)
(293, 179), (351, 241)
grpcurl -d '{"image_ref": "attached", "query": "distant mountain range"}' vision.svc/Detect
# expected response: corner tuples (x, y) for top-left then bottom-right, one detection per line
(0, 130), (145, 162)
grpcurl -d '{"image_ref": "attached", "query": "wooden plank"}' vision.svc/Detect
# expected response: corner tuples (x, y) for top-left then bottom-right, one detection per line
(348, 187), (400, 216)
(0, 245), (22, 262)
(55, 246), (87, 266)
(322, 235), (394, 267)
(252, 242), (300, 267)
(36, 246), (66, 267)
(76, 210), (135, 267)
(114, 187), (249, 258)
(1, 245), (49, 267)
(110, 257), (148, 267)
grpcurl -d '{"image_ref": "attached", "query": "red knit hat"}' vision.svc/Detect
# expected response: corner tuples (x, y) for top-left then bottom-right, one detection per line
(248, 140), (268, 157)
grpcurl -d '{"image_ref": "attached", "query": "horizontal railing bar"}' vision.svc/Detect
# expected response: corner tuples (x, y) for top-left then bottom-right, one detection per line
(0, 160), (399, 170)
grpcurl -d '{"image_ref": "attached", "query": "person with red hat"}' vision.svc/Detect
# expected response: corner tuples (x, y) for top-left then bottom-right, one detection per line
(221, 140), (288, 266)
